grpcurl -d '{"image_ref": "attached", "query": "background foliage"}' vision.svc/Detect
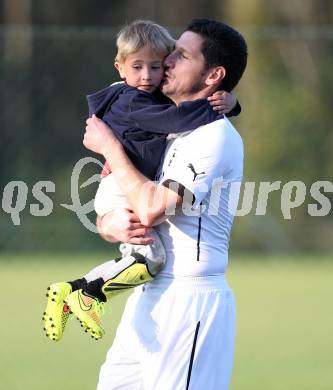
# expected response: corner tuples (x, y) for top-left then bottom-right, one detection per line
(1, 0), (332, 253)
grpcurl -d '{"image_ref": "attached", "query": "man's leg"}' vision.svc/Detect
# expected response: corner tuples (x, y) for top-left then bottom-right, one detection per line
(97, 289), (144, 390)
(97, 342), (143, 390)
(180, 289), (236, 390)
(96, 276), (235, 390)
(138, 276), (236, 390)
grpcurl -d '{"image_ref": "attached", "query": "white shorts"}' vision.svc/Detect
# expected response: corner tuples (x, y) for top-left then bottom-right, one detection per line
(97, 275), (236, 390)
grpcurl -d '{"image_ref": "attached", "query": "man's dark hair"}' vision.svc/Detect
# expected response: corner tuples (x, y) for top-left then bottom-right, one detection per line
(186, 18), (248, 92)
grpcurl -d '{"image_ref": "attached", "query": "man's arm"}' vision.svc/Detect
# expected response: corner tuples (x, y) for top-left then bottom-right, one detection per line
(96, 214), (117, 243)
(84, 115), (183, 226)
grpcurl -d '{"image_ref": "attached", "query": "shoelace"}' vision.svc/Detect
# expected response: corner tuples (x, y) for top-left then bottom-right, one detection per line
(93, 300), (105, 317)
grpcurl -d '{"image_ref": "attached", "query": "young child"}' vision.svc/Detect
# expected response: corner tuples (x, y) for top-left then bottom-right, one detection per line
(43, 20), (241, 342)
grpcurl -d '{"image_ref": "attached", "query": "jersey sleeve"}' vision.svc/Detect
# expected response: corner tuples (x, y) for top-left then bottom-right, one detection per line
(159, 121), (243, 209)
(128, 92), (220, 134)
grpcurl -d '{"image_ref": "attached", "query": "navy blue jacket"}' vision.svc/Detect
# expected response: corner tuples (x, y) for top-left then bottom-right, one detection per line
(87, 83), (240, 179)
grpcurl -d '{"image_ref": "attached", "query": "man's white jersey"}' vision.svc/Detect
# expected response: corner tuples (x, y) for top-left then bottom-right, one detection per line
(155, 117), (244, 277)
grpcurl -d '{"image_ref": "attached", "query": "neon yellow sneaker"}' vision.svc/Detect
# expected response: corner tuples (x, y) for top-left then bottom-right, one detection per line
(42, 282), (73, 341)
(65, 290), (105, 340)
(102, 254), (153, 300)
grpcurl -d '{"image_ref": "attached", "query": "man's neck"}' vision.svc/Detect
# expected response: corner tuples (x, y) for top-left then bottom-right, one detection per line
(171, 87), (216, 106)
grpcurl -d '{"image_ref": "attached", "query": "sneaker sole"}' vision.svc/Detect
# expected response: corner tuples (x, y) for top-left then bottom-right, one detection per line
(42, 284), (72, 341)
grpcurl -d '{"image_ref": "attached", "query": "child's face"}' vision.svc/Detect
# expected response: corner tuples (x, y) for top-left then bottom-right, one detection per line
(115, 47), (165, 94)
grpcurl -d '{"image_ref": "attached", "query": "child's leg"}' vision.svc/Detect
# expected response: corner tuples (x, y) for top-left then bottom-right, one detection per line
(93, 230), (166, 299)
(65, 230), (166, 339)
(81, 255), (150, 302)
(80, 229), (165, 300)
(93, 175), (166, 295)
(64, 254), (154, 340)
(84, 230), (165, 279)
(119, 229), (166, 275)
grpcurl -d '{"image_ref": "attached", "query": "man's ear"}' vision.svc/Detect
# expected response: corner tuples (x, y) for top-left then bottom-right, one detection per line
(114, 61), (125, 79)
(205, 66), (226, 87)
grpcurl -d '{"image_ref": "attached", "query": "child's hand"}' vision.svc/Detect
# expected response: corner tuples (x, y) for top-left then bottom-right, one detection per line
(207, 91), (237, 115)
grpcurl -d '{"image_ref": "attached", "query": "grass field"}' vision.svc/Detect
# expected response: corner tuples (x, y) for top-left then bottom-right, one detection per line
(0, 254), (332, 390)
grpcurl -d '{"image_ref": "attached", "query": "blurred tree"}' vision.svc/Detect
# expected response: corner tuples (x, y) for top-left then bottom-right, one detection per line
(1, 0), (332, 252)
(223, 0), (333, 251)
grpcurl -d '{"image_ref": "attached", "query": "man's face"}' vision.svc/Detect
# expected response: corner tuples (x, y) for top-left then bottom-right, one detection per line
(161, 31), (209, 104)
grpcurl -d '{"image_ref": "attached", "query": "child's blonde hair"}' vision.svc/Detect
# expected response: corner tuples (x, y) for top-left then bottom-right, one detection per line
(116, 20), (175, 62)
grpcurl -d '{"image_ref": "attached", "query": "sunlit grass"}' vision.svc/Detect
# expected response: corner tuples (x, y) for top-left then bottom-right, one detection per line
(0, 254), (332, 389)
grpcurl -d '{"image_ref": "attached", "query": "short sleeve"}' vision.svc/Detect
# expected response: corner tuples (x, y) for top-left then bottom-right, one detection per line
(159, 119), (243, 209)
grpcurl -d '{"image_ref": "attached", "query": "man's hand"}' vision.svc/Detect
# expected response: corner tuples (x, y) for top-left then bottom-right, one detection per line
(83, 114), (122, 156)
(97, 208), (154, 245)
(207, 90), (237, 115)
